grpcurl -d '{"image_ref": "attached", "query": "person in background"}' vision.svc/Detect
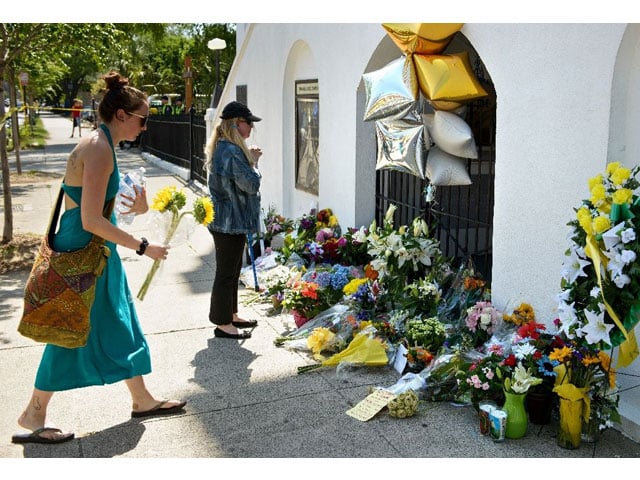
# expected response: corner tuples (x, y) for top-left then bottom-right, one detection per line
(11, 71), (186, 446)
(203, 101), (263, 340)
(70, 98), (83, 138)
(91, 97), (99, 130)
(160, 95), (172, 115)
(172, 97), (185, 115)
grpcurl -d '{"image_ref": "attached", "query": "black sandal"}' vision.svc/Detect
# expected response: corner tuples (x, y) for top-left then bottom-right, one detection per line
(232, 319), (258, 328)
(214, 328), (251, 339)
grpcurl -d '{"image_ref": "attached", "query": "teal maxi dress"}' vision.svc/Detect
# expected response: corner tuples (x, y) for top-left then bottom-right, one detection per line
(34, 124), (152, 391)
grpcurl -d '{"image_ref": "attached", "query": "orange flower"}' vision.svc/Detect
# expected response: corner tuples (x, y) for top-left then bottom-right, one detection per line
(300, 282), (319, 300)
(549, 346), (573, 363)
(406, 347), (434, 365)
(598, 351), (617, 388)
(464, 277), (486, 290)
(581, 354), (601, 367)
(346, 314), (359, 328)
(364, 264), (379, 280)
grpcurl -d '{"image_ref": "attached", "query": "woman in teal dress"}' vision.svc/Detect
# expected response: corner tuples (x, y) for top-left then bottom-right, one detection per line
(12, 71), (186, 445)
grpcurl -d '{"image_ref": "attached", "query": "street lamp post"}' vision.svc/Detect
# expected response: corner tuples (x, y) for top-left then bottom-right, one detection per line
(207, 38), (227, 109)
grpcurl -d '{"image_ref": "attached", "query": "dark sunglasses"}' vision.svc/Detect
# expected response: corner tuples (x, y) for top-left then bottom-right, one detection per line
(238, 119), (253, 127)
(126, 111), (149, 128)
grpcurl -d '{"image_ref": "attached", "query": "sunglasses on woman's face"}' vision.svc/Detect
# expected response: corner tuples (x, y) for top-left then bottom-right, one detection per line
(238, 119), (253, 127)
(126, 111), (149, 128)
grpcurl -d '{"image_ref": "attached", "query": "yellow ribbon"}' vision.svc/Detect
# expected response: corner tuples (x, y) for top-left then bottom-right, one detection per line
(584, 233), (638, 367)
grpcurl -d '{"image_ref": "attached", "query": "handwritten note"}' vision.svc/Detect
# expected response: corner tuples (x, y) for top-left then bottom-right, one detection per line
(346, 389), (397, 421)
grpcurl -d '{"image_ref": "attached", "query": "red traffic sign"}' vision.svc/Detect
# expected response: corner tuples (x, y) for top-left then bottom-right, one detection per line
(19, 72), (28, 86)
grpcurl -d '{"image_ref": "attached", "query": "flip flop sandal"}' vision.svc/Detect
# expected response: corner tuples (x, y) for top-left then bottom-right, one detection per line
(11, 427), (74, 444)
(131, 400), (187, 418)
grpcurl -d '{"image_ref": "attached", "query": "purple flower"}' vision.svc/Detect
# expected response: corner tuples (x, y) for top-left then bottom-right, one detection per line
(300, 217), (315, 230)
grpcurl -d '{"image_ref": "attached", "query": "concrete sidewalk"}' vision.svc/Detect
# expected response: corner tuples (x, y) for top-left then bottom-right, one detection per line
(1, 113), (639, 465)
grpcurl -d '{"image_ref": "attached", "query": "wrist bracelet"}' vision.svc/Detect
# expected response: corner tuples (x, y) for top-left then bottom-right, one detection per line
(136, 237), (149, 256)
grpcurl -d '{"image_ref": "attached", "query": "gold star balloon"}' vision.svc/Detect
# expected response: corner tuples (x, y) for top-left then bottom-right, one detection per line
(414, 51), (488, 103)
(362, 55), (419, 122)
(375, 115), (429, 179)
(382, 23), (464, 54)
(428, 99), (466, 112)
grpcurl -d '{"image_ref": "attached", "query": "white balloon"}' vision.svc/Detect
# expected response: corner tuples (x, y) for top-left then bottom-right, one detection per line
(429, 110), (478, 159)
(426, 146), (472, 186)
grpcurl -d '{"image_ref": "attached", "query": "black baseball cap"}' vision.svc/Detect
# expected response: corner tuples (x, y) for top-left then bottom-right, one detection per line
(220, 101), (262, 122)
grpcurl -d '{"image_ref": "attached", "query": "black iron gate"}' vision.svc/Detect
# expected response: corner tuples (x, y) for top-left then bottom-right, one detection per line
(190, 114), (208, 185)
(375, 37), (496, 280)
(140, 112), (208, 185)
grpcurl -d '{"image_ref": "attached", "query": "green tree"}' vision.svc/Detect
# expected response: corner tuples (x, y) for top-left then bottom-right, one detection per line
(1, 23), (125, 242)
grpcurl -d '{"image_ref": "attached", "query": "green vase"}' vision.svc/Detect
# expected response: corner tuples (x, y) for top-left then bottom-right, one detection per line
(503, 391), (528, 439)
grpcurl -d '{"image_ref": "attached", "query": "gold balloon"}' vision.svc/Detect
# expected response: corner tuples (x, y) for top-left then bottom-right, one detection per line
(382, 23), (464, 54)
(428, 99), (465, 112)
(414, 51), (488, 103)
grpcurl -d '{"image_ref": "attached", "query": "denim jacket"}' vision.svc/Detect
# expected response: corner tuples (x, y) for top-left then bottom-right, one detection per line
(207, 139), (261, 235)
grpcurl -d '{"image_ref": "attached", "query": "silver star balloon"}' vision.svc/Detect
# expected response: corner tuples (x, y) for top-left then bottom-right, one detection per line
(362, 55), (418, 122)
(375, 115), (429, 179)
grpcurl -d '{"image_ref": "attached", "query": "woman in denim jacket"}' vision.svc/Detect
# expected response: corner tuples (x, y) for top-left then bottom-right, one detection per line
(204, 101), (263, 339)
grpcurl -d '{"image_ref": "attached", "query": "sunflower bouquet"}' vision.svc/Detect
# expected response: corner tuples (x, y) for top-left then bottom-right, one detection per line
(136, 186), (214, 301)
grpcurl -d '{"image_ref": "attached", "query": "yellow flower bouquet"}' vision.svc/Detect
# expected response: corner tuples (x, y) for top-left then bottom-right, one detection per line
(136, 186), (214, 301)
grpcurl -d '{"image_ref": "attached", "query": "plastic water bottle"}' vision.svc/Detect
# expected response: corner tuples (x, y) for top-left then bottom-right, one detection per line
(116, 167), (146, 225)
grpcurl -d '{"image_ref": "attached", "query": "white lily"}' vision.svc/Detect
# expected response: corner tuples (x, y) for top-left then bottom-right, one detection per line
(561, 246), (591, 284)
(582, 306), (613, 345)
(508, 362), (542, 394)
(604, 248), (625, 277)
(601, 222), (625, 250)
(557, 301), (579, 337)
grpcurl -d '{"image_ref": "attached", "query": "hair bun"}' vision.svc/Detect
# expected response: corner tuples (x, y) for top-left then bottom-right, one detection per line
(103, 70), (129, 91)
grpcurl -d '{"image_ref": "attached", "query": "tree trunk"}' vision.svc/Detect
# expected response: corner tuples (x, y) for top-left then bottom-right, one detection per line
(1, 63), (14, 243)
(1, 127), (13, 243)
(7, 66), (22, 174)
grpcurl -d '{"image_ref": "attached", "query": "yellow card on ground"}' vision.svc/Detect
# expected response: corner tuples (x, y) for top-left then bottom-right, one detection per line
(346, 389), (397, 421)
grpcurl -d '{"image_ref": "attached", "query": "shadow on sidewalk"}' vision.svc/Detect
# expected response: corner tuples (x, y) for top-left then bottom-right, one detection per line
(17, 421), (146, 458)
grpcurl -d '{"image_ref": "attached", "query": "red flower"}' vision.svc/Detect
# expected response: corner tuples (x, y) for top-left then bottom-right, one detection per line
(517, 321), (546, 340)
(322, 238), (341, 261)
(300, 282), (319, 300)
(502, 354), (517, 367)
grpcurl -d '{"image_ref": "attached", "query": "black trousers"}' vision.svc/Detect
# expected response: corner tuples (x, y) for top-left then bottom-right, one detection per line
(209, 231), (246, 326)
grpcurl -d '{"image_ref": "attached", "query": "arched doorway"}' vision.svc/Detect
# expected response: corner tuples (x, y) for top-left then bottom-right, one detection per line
(374, 33), (496, 280)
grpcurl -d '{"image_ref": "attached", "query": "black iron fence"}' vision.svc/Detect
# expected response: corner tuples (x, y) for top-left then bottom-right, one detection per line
(140, 112), (208, 185)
